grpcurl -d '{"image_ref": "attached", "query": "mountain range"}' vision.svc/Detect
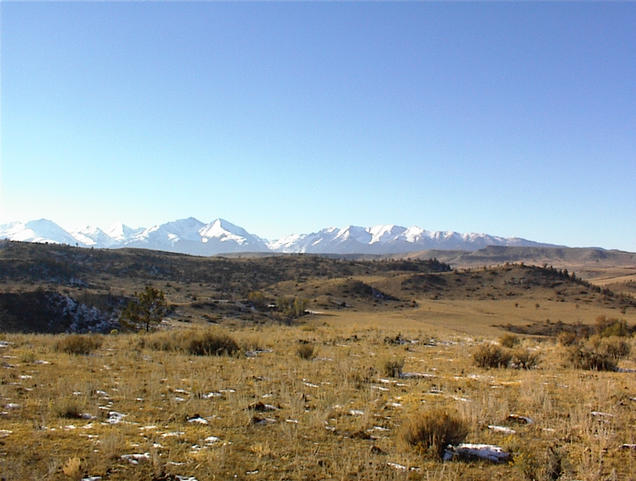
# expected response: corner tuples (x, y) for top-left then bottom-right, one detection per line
(0, 217), (557, 256)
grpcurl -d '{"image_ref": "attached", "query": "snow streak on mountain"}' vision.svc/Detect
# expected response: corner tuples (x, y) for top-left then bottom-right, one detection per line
(0, 218), (554, 255)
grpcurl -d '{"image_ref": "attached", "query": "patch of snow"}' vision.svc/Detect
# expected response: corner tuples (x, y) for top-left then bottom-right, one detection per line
(444, 444), (511, 463)
(371, 385), (390, 392)
(121, 453), (150, 465)
(400, 372), (436, 379)
(201, 391), (223, 399)
(591, 411), (614, 417)
(106, 411), (126, 424)
(488, 425), (516, 434)
(187, 416), (208, 425)
(508, 414), (534, 424)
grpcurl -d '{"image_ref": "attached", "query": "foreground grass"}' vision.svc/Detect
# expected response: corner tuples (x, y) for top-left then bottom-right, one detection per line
(0, 323), (634, 481)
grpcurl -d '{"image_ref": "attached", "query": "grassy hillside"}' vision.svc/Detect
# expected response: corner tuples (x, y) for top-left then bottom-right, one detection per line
(1, 241), (634, 333)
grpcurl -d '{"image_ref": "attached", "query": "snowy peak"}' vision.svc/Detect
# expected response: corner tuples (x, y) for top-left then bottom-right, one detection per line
(71, 226), (110, 247)
(0, 219), (78, 245)
(105, 222), (143, 242)
(123, 217), (268, 254)
(200, 218), (253, 243)
(0, 218), (556, 255)
(267, 224), (554, 254)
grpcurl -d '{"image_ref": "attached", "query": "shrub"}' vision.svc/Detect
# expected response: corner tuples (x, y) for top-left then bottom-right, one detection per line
(510, 348), (540, 369)
(276, 296), (307, 319)
(54, 334), (102, 355)
(600, 337), (631, 360)
(382, 357), (404, 377)
(596, 316), (631, 337)
(499, 333), (520, 348)
(473, 343), (512, 368)
(139, 329), (239, 356)
(20, 351), (36, 363)
(557, 330), (578, 346)
(240, 334), (265, 352)
(54, 399), (85, 419)
(297, 343), (316, 360)
(62, 457), (82, 481)
(247, 290), (267, 308)
(186, 331), (239, 356)
(137, 331), (178, 351)
(120, 286), (168, 332)
(565, 344), (617, 371)
(400, 409), (469, 459)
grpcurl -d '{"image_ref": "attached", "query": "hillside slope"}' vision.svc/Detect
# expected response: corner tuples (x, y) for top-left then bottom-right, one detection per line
(1, 241), (634, 333)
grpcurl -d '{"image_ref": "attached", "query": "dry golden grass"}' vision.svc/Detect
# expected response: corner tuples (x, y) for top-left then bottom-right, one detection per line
(0, 316), (634, 481)
(3, 244), (635, 479)
(399, 408), (469, 458)
(54, 334), (103, 355)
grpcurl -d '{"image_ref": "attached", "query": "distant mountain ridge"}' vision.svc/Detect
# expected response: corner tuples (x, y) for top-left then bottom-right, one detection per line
(0, 217), (557, 255)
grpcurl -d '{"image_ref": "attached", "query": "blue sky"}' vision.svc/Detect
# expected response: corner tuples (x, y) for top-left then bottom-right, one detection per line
(1, 2), (635, 250)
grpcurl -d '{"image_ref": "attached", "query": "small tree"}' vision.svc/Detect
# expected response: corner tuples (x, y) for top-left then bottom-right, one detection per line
(120, 287), (168, 332)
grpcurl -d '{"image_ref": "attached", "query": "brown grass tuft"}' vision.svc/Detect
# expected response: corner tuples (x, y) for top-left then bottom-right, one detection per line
(296, 343), (316, 360)
(557, 330), (578, 346)
(139, 328), (239, 356)
(54, 399), (84, 419)
(54, 334), (103, 355)
(61, 457), (82, 480)
(382, 357), (404, 377)
(499, 333), (520, 348)
(185, 330), (239, 356)
(400, 408), (469, 459)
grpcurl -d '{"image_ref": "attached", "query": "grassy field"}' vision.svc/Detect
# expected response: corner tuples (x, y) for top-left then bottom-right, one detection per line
(0, 242), (635, 480)
(1, 315), (635, 481)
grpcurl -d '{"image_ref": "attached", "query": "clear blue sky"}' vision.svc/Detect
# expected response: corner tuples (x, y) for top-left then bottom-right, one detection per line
(1, 2), (635, 250)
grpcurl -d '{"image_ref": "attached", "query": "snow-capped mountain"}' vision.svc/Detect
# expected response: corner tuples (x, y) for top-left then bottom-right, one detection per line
(0, 218), (555, 255)
(123, 218), (269, 255)
(0, 219), (79, 245)
(269, 224), (551, 254)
